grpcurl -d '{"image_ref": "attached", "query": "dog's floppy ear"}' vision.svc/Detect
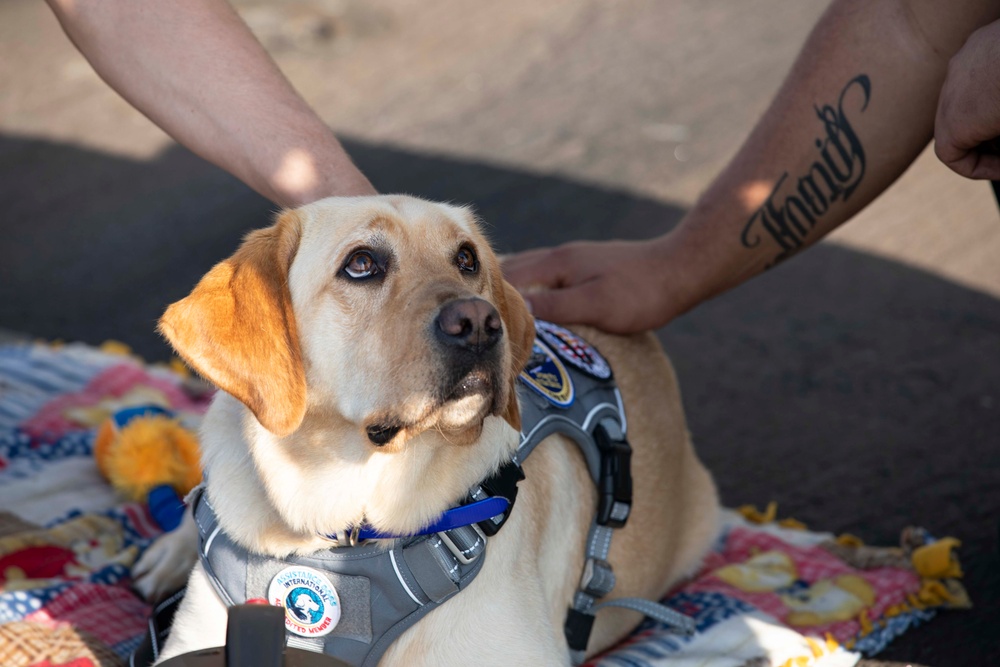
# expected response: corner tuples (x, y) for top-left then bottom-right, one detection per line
(495, 278), (535, 432)
(159, 211), (307, 437)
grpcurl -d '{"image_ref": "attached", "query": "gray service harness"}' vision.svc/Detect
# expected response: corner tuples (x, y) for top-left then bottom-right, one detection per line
(191, 321), (694, 666)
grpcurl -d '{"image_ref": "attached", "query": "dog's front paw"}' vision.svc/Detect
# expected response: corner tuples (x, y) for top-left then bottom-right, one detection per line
(133, 509), (198, 601)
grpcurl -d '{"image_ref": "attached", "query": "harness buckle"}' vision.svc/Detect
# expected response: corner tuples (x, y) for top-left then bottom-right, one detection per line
(438, 523), (487, 565)
(594, 423), (632, 528)
(472, 460), (525, 536)
(320, 524), (362, 547)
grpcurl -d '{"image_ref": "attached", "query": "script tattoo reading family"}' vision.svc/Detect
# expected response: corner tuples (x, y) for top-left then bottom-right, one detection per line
(741, 74), (871, 264)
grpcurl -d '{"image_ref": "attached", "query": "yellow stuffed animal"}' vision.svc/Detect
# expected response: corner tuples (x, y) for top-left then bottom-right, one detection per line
(94, 405), (202, 530)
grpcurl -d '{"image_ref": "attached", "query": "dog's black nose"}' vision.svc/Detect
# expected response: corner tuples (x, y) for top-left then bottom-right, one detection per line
(435, 298), (502, 353)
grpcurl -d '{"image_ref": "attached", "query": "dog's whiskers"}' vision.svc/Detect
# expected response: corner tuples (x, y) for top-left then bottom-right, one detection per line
(433, 422), (461, 447)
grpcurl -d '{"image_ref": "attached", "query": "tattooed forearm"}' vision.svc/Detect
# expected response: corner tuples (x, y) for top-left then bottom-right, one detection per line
(741, 74), (871, 264)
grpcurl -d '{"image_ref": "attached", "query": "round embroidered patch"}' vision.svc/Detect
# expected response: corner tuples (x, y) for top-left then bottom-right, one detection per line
(519, 338), (574, 407)
(268, 566), (341, 638)
(535, 320), (612, 380)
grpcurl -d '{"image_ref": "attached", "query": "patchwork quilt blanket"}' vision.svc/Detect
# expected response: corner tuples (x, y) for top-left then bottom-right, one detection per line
(0, 342), (968, 667)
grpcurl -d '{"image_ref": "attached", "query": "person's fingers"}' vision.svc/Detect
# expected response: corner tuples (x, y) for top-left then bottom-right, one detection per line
(502, 245), (578, 289)
(521, 281), (603, 327)
(500, 248), (552, 285)
(936, 142), (1000, 180)
(933, 124), (959, 162)
(968, 152), (1000, 180)
(933, 116), (975, 176)
(936, 147), (975, 179)
(522, 278), (650, 333)
(499, 247), (550, 278)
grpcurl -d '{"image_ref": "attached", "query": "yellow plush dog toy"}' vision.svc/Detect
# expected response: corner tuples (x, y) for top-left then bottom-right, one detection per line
(94, 405), (202, 531)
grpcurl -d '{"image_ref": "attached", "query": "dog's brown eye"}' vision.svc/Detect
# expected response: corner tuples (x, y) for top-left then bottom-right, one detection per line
(456, 246), (478, 273)
(343, 251), (379, 279)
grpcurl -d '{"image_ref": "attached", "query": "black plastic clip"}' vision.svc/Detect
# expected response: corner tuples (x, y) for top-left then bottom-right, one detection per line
(564, 607), (596, 653)
(595, 423), (632, 528)
(474, 460), (525, 536)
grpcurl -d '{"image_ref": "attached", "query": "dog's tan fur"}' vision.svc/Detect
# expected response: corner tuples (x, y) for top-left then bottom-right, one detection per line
(160, 212), (307, 438)
(143, 195), (719, 665)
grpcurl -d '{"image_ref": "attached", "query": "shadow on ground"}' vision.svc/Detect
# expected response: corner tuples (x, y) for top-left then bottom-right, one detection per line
(1, 134), (997, 665)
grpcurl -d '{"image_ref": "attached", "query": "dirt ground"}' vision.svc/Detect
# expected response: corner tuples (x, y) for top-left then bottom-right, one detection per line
(1, 1), (998, 664)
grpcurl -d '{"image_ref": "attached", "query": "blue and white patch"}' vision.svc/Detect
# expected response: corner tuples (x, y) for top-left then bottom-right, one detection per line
(519, 339), (574, 407)
(268, 566), (341, 638)
(535, 320), (612, 381)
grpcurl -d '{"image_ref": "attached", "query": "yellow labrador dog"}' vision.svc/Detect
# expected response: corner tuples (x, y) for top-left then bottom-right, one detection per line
(139, 195), (718, 665)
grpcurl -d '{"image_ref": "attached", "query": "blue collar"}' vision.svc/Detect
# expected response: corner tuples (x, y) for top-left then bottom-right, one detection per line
(321, 460), (525, 544)
(324, 495), (510, 542)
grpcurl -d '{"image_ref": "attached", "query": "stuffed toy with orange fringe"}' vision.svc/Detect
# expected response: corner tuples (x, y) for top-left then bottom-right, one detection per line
(94, 405), (202, 531)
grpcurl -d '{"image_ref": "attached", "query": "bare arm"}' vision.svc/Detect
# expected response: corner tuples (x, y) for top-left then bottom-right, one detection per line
(504, 0), (1000, 333)
(46, 0), (374, 207)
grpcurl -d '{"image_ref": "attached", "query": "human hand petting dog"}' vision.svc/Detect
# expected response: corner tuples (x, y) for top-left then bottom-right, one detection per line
(935, 18), (1000, 180)
(502, 237), (698, 334)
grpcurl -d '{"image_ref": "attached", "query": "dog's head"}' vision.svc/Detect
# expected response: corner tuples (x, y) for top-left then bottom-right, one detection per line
(160, 195), (534, 453)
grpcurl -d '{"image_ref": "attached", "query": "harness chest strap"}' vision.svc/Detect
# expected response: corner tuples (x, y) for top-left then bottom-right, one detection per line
(191, 486), (484, 667)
